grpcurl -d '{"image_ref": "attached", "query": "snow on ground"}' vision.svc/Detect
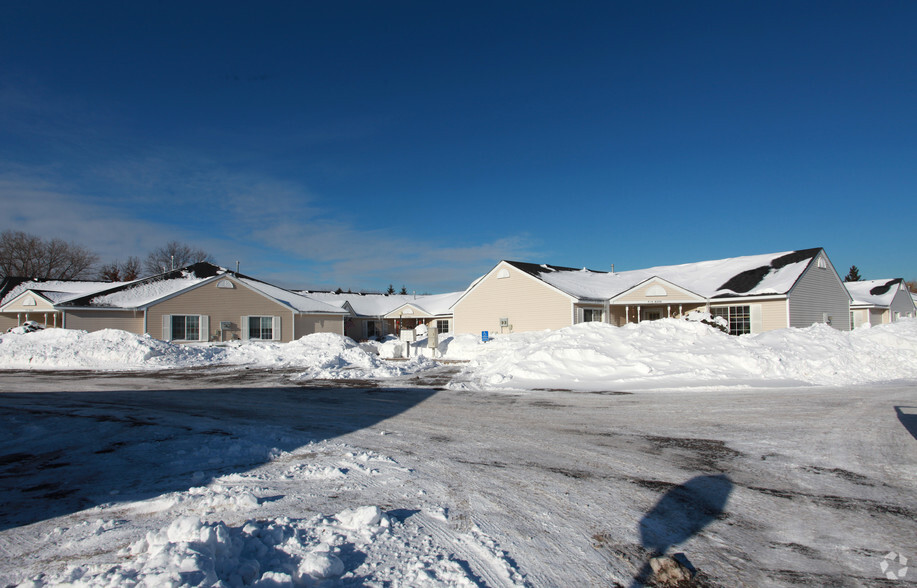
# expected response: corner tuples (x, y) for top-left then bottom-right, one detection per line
(448, 319), (917, 391)
(1, 319), (916, 586)
(2, 318), (917, 391)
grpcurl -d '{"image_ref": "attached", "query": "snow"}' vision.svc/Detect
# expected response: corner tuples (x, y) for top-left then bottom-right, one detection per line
(0, 280), (122, 306)
(90, 275), (208, 308)
(2, 318), (917, 390)
(846, 278), (906, 307)
(1, 319), (916, 586)
(236, 278), (347, 314)
(303, 291), (464, 318)
(523, 249), (819, 301)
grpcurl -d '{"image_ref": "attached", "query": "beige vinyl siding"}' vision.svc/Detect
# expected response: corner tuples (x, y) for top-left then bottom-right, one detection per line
(147, 278), (293, 342)
(64, 310), (144, 334)
(0, 315), (20, 331)
(870, 308), (887, 325)
(757, 299), (789, 331)
(294, 314), (344, 339)
(3, 294), (56, 312)
(788, 253), (851, 330)
(453, 264), (573, 335)
(614, 279), (704, 304)
(851, 308), (869, 328)
(709, 299), (788, 333)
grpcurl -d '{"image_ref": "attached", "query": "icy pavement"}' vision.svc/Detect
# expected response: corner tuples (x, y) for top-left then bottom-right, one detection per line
(0, 371), (915, 587)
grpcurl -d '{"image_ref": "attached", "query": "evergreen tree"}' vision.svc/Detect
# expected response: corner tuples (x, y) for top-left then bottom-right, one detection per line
(386, 284), (395, 295)
(844, 265), (862, 282)
(399, 285), (407, 295)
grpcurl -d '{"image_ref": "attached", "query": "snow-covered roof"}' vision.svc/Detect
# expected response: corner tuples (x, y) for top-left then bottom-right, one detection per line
(303, 291), (464, 317)
(1, 279), (121, 307)
(236, 278), (346, 314)
(845, 278), (907, 308)
(505, 248), (825, 301)
(90, 275), (208, 308)
(59, 262), (344, 314)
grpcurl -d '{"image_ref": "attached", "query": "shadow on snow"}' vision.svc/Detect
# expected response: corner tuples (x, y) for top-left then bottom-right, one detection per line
(0, 384), (437, 531)
(631, 474), (732, 587)
(895, 406), (917, 442)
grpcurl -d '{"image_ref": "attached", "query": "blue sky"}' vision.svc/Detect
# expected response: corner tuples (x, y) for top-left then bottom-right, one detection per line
(1, 1), (914, 292)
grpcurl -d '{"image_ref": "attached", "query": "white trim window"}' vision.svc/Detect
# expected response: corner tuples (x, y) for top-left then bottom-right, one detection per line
(169, 315), (202, 341)
(436, 319), (449, 334)
(711, 306), (751, 335)
(582, 308), (603, 322)
(244, 315), (280, 341)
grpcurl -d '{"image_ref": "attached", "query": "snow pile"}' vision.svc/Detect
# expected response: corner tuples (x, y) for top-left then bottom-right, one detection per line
(0, 329), (221, 369)
(451, 319), (917, 391)
(0, 330), (432, 379)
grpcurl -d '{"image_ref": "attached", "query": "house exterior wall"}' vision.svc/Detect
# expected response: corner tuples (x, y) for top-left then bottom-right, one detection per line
(850, 308), (869, 328)
(3, 294), (56, 313)
(788, 253), (851, 330)
(0, 314), (19, 331)
(294, 314), (343, 339)
(869, 308), (887, 325)
(709, 299), (788, 333)
(63, 310), (145, 334)
(147, 278), (294, 342)
(453, 264), (573, 335)
(614, 280), (703, 305)
(889, 286), (917, 320)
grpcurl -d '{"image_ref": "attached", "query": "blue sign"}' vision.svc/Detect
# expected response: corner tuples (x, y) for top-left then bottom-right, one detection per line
(482, 330), (489, 342)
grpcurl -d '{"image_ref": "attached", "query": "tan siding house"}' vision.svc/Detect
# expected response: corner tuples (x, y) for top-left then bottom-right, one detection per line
(54, 263), (347, 343)
(64, 310), (145, 334)
(452, 262), (575, 335)
(846, 278), (917, 328)
(455, 249), (852, 337)
(146, 278), (296, 342)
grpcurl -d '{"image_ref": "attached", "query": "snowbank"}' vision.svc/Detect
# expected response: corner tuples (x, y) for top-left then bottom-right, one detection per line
(2, 319), (917, 391)
(448, 319), (917, 391)
(0, 330), (430, 380)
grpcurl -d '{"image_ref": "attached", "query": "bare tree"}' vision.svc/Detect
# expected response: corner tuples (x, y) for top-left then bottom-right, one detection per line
(144, 242), (213, 274)
(0, 230), (98, 279)
(98, 256), (142, 281)
(906, 279), (917, 293)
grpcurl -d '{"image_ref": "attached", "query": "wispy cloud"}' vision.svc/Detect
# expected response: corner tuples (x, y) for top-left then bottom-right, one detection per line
(0, 162), (537, 291)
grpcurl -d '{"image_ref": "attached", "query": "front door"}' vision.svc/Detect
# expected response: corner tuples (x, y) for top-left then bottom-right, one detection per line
(643, 309), (663, 321)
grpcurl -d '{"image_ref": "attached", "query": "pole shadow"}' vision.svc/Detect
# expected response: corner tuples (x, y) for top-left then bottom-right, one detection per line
(895, 406), (917, 441)
(0, 384), (437, 531)
(630, 474), (732, 587)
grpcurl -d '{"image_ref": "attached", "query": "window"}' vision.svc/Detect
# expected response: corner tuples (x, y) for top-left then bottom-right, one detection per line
(171, 315), (200, 340)
(436, 319), (449, 334)
(712, 306), (750, 335)
(366, 320), (380, 338)
(248, 316), (273, 340)
(582, 308), (603, 322)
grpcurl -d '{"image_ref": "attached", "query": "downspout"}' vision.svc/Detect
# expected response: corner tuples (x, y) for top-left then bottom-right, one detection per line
(291, 310), (296, 342)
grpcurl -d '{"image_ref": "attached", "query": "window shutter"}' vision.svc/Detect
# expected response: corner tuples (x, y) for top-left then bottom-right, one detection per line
(750, 304), (763, 334)
(162, 315), (172, 341)
(241, 316), (250, 340)
(272, 316), (281, 341)
(199, 315), (209, 341)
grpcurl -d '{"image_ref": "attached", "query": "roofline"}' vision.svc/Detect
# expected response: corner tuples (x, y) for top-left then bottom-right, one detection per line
(455, 260), (580, 304)
(608, 275), (706, 303)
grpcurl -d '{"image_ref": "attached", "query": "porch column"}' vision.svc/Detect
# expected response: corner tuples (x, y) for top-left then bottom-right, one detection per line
(637, 305), (641, 324)
(625, 306), (629, 323)
(667, 305), (671, 318)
